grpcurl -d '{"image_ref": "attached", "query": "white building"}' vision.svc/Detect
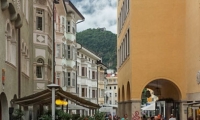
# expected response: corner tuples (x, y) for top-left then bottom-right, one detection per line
(101, 70), (118, 117)
(54, 0), (84, 94)
(76, 45), (105, 115)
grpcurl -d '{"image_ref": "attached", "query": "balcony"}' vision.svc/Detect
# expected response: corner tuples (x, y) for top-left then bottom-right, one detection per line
(81, 58), (87, 62)
(65, 33), (75, 42)
(55, 23), (65, 34)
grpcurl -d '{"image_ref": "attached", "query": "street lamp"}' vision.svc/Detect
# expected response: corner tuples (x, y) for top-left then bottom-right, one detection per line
(47, 84), (60, 120)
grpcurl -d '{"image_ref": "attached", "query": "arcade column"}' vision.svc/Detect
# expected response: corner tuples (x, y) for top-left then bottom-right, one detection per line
(131, 100), (141, 120)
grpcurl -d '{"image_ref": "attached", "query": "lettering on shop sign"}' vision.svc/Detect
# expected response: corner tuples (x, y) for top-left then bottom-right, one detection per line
(132, 111), (140, 120)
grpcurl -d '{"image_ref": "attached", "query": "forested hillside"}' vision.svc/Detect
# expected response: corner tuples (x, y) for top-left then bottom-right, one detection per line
(76, 28), (117, 70)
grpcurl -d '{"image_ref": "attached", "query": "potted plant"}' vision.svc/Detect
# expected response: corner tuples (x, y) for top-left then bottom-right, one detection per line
(93, 111), (105, 120)
(12, 109), (24, 120)
(39, 114), (52, 120)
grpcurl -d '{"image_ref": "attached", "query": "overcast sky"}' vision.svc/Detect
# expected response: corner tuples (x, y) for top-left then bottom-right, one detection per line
(71, 0), (117, 34)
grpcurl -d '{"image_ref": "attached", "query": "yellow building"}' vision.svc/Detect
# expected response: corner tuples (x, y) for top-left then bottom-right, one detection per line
(117, 0), (200, 119)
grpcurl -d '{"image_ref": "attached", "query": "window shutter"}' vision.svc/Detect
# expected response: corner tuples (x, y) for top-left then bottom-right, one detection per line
(65, 44), (67, 59)
(64, 72), (67, 86)
(70, 46), (72, 59)
(62, 43), (65, 57)
(85, 67), (87, 77)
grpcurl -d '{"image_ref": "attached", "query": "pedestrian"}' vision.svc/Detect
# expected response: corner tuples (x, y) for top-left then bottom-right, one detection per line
(169, 114), (176, 120)
(142, 115), (147, 120)
(121, 114), (128, 120)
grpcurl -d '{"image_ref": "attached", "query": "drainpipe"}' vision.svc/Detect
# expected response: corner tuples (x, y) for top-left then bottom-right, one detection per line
(76, 45), (82, 94)
(18, 28), (21, 100)
(76, 61), (77, 93)
(97, 65), (98, 104)
(76, 19), (84, 25)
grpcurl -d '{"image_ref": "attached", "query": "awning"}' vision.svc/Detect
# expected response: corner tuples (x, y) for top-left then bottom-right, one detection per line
(13, 87), (100, 109)
(67, 104), (86, 110)
(141, 102), (155, 111)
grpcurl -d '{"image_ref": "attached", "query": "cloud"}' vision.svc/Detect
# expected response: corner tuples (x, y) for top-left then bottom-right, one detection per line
(71, 0), (117, 34)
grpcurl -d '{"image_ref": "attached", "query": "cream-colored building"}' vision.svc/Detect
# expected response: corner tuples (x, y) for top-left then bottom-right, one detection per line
(117, 0), (200, 120)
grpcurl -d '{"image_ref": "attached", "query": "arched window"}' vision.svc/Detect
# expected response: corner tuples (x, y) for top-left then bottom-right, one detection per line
(11, 29), (17, 66)
(36, 58), (44, 78)
(6, 23), (11, 62)
(26, 49), (29, 75)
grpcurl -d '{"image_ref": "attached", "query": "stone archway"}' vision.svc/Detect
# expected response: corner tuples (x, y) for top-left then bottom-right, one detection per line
(118, 88), (120, 102)
(122, 85), (125, 101)
(0, 92), (9, 120)
(126, 81), (131, 100)
(141, 79), (182, 119)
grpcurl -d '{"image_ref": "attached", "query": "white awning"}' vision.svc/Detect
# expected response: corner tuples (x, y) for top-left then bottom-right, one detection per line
(67, 104), (87, 110)
(141, 102), (155, 111)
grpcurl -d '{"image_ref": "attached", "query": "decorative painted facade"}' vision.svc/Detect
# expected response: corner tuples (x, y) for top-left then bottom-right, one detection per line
(33, 0), (53, 92)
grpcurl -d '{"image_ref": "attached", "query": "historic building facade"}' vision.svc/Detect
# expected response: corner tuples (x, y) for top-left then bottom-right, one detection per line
(105, 70), (118, 107)
(33, 0), (53, 92)
(77, 45), (105, 116)
(0, 0), (33, 119)
(54, 0), (84, 94)
(117, 0), (200, 120)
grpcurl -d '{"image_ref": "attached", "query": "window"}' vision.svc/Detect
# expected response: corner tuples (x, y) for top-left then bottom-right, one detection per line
(110, 93), (112, 97)
(77, 87), (79, 94)
(115, 93), (117, 97)
(114, 86), (116, 89)
(115, 100), (117, 105)
(110, 100), (112, 104)
(62, 71), (65, 86)
(89, 70), (90, 79)
(36, 9), (44, 31)
(67, 21), (70, 32)
(67, 72), (71, 86)
(110, 87), (112, 90)
(36, 58), (44, 78)
(62, 43), (65, 57)
(77, 52), (79, 56)
(101, 89), (104, 97)
(72, 73), (75, 86)
(56, 73), (60, 85)
(6, 23), (17, 66)
(26, 0), (29, 22)
(82, 88), (85, 97)
(56, 44), (61, 57)
(92, 90), (95, 98)
(77, 66), (79, 75)
(72, 21), (76, 34)
(92, 71), (96, 79)
(128, 29), (130, 55)
(67, 45), (71, 59)
(81, 67), (87, 77)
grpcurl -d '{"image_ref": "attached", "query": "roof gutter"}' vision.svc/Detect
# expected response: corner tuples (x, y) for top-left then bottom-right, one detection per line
(76, 19), (84, 24)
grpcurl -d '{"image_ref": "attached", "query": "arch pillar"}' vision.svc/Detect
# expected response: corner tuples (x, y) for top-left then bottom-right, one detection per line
(0, 92), (9, 120)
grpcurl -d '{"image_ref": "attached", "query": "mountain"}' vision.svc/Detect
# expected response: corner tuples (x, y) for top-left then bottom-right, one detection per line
(76, 28), (117, 70)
